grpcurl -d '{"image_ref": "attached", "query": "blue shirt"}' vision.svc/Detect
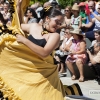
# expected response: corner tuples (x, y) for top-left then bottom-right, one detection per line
(86, 10), (98, 31)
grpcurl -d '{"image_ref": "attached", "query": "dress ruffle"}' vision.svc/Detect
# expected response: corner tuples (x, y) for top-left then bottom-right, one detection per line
(0, 77), (21, 100)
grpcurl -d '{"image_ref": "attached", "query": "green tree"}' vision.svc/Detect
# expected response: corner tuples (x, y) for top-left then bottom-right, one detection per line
(58, 0), (85, 8)
(30, 0), (85, 8)
(30, 0), (48, 5)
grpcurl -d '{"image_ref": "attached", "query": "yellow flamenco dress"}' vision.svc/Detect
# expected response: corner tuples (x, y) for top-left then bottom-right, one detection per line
(0, 0), (66, 100)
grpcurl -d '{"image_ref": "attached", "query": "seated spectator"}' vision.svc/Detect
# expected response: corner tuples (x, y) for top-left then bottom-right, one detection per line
(65, 29), (87, 82)
(85, 0), (97, 4)
(87, 42), (100, 85)
(91, 30), (100, 47)
(43, 1), (51, 8)
(1, 2), (11, 22)
(83, 3), (100, 41)
(0, 0), (5, 6)
(60, 6), (72, 29)
(79, 2), (87, 24)
(31, 2), (41, 11)
(70, 4), (82, 29)
(24, 8), (38, 24)
(54, 29), (73, 73)
(87, 30), (100, 67)
(84, 1), (98, 32)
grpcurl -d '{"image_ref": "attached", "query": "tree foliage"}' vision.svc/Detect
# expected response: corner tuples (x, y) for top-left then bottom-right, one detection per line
(30, 0), (48, 5)
(58, 0), (85, 8)
(30, 0), (85, 8)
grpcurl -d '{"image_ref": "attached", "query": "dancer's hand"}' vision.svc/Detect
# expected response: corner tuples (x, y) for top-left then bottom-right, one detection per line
(16, 34), (26, 43)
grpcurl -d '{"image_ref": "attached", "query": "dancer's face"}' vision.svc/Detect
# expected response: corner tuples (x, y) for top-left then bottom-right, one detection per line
(45, 15), (63, 33)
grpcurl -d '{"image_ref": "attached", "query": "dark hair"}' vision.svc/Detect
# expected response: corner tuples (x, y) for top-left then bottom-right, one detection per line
(27, 8), (38, 19)
(4, 2), (10, 7)
(26, 8), (39, 22)
(65, 6), (72, 11)
(88, 46), (94, 55)
(0, 0), (6, 3)
(65, 6), (72, 17)
(40, 6), (63, 20)
(95, 30), (100, 35)
(55, 5), (61, 11)
(0, 12), (7, 24)
(77, 34), (84, 40)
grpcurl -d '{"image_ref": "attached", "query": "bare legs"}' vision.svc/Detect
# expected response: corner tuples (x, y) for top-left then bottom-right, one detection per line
(54, 56), (65, 73)
(66, 59), (84, 82)
(76, 59), (84, 82)
(66, 61), (76, 80)
(54, 56), (60, 72)
(59, 63), (65, 73)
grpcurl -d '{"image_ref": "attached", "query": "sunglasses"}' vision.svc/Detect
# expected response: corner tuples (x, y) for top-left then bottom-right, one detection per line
(65, 10), (70, 12)
(51, 18), (61, 25)
(98, 8), (100, 10)
(64, 32), (69, 34)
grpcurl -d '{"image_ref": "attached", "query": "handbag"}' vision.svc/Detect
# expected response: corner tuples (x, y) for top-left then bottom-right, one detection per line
(55, 50), (68, 57)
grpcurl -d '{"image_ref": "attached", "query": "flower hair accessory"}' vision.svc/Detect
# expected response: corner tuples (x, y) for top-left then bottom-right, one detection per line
(44, 6), (52, 12)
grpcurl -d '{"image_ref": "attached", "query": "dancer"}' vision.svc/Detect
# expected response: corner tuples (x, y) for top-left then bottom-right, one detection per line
(0, 0), (66, 100)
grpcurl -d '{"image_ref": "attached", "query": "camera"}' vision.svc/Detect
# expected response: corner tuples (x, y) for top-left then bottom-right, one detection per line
(88, 46), (94, 54)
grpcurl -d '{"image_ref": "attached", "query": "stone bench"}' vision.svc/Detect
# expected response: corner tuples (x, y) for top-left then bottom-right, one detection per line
(66, 63), (95, 79)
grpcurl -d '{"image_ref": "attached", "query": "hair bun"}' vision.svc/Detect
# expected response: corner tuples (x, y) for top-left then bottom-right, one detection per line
(40, 6), (52, 19)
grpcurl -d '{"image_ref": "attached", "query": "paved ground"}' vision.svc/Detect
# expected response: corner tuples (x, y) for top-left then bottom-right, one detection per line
(60, 74), (100, 100)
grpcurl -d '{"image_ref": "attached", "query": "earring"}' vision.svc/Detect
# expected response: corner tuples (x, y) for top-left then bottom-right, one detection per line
(43, 22), (49, 29)
(41, 22), (49, 36)
(45, 22), (49, 25)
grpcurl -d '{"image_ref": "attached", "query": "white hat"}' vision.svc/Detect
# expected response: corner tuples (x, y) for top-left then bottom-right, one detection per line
(70, 28), (83, 35)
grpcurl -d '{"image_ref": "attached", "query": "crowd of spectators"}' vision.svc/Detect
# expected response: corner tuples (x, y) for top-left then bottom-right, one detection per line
(1, 0), (100, 84)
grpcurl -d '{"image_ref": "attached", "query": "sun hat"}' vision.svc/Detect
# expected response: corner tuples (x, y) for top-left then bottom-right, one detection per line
(70, 28), (83, 35)
(79, 2), (85, 6)
(72, 4), (79, 11)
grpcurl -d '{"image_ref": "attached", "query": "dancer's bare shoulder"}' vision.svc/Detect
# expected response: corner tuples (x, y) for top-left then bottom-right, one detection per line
(21, 23), (40, 33)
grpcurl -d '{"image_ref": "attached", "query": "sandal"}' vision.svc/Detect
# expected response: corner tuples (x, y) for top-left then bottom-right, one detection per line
(79, 77), (84, 82)
(71, 75), (77, 80)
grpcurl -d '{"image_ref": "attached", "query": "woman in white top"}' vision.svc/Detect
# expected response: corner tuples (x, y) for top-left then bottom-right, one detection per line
(70, 4), (82, 29)
(60, 6), (72, 29)
(55, 29), (73, 73)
